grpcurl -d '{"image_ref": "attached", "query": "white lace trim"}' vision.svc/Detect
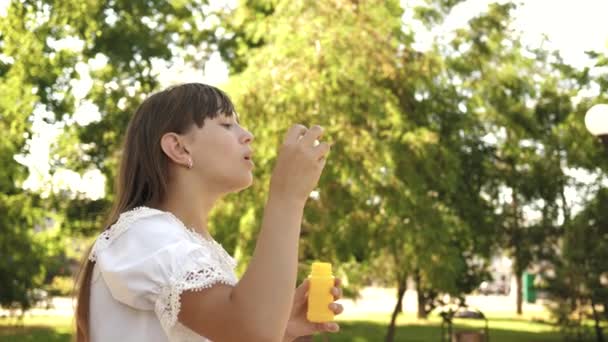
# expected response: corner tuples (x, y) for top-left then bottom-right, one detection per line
(88, 206), (236, 269)
(154, 247), (238, 333)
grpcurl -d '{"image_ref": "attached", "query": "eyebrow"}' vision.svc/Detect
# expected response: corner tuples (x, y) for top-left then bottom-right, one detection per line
(231, 112), (240, 124)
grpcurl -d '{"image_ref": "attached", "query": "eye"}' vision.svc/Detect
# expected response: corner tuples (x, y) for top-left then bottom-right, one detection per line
(221, 123), (233, 129)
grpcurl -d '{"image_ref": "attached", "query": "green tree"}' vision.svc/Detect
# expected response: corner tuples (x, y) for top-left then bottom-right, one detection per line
(445, 2), (581, 315)
(223, 0), (404, 278)
(0, 0), (226, 309)
(221, 2), (498, 341)
(546, 188), (608, 342)
(542, 48), (608, 342)
(0, 1), (75, 311)
(48, 0), (227, 236)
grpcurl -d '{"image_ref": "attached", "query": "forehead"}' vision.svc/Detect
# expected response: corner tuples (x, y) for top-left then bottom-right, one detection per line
(215, 111), (240, 123)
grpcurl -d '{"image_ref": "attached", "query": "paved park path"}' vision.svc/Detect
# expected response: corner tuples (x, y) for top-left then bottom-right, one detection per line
(1, 287), (548, 319)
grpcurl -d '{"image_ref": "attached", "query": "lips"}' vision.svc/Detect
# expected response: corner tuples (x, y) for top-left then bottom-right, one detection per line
(244, 150), (253, 161)
(243, 151), (254, 168)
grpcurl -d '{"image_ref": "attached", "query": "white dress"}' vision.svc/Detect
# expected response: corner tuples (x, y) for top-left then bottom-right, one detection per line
(88, 206), (239, 342)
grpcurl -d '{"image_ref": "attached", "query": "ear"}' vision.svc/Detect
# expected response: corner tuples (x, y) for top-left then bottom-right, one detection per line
(160, 132), (191, 168)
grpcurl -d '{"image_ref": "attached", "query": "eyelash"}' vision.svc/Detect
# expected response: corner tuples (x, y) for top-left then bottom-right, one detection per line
(221, 124), (233, 129)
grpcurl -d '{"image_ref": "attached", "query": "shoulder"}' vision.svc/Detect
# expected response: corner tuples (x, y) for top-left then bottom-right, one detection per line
(89, 206), (189, 262)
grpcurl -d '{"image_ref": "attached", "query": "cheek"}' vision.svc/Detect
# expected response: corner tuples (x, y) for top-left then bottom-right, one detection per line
(195, 138), (237, 166)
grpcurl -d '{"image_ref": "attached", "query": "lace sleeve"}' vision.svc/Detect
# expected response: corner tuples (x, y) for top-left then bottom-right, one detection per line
(154, 247), (238, 334)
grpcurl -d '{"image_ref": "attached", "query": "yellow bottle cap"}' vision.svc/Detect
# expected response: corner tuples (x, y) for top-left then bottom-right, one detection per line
(310, 262), (332, 277)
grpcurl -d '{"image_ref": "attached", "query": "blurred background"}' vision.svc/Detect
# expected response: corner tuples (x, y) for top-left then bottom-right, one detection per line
(1, 0), (608, 341)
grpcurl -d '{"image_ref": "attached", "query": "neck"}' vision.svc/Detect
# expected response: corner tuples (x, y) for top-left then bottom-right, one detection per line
(158, 180), (221, 241)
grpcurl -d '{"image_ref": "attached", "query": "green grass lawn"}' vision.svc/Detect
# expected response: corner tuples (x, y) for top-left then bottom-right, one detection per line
(0, 312), (561, 342)
(0, 316), (73, 342)
(312, 311), (561, 341)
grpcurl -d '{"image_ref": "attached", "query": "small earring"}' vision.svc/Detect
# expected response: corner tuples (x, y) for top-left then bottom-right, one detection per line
(187, 159), (193, 169)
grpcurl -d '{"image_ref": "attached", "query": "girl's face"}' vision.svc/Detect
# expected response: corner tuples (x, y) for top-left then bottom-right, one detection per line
(184, 114), (254, 194)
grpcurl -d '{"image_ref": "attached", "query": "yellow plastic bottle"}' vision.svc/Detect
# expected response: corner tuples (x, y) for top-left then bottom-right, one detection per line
(307, 262), (335, 323)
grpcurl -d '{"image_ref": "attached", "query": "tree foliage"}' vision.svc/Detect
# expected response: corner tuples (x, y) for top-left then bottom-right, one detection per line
(1, 2), (607, 341)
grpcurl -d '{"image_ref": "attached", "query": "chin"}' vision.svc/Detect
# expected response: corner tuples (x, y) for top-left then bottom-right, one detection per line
(231, 175), (254, 193)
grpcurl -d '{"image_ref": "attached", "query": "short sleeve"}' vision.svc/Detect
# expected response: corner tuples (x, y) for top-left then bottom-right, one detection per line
(89, 207), (238, 335)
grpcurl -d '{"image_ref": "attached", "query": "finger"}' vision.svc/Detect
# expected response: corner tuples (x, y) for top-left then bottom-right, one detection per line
(300, 125), (324, 147)
(334, 278), (342, 287)
(297, 278), (310, 291)
(331, 286), (342, 300)
(313, 142), (331, 161)
(284, 124), (308, 144)
(294, 279), (310, 304)
(323, 322), (340, 333)
(329, 303), (344, 315)
(318, 155), (328, 169)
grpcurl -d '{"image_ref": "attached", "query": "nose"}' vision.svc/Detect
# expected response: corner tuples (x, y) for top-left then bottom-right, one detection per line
(241, 129), (254, 144)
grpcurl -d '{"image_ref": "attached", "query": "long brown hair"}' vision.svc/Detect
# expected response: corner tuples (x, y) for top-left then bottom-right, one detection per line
(73, 83), (236, 341)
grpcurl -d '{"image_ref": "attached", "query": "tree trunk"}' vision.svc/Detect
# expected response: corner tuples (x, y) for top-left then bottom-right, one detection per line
(414, 270), (429, 319)
(385, 275), (407, 342)
(508, 165), (526, 317)
(590, 297), (605, 342)
(417, 290), (428, 319)
(512, 187), (524, 316)
(516, 270), (523, 315)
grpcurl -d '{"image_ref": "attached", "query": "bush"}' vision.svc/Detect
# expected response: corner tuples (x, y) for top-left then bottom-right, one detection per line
(46, 276), (74, 297)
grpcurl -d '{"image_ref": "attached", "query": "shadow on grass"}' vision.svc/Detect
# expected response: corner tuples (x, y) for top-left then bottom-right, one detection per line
(482, 317), (554, 324)
(0, 319), (561, 342)
(312, 320), (561, 342)
(0, 326), (71, 342)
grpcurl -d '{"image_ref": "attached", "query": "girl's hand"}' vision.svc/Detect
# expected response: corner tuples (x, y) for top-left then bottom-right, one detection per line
(283, 278), (344, 341)
(269, 124), (330, 206)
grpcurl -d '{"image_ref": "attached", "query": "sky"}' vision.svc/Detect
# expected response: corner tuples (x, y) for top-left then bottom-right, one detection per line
(423, 0), (608, 68)
(1, 0), (608, 212)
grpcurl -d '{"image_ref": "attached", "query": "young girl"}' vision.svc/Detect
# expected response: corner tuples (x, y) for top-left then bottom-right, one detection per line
(74, 83), (344, 341)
